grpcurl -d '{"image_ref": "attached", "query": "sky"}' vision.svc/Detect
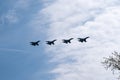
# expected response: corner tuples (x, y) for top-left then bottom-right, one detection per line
(0, 0), (120, 80)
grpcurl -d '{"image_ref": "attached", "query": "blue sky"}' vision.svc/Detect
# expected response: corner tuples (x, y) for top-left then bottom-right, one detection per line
(0, 0), (54, 80)
(1, 0), (120, 80)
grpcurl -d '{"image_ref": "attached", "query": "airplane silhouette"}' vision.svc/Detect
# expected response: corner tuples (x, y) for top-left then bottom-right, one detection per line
(30, 40), (40, 46)
(46, 39), (57, 45)
(62, 38), (74, 44)
(78, 37), (89, 43)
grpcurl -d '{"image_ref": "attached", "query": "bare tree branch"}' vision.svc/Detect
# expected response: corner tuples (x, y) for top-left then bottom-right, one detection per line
(102, 51), (120, 79)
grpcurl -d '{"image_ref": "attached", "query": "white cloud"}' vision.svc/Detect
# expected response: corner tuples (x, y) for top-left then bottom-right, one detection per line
(41, 0), (120, 80)
(3, 10), (18, 24)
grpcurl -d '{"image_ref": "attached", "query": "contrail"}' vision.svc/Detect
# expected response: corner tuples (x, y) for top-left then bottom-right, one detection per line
(0, 48), (30, 54)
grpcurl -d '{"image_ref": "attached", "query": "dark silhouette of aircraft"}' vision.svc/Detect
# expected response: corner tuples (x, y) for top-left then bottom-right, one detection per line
(62, 38), (74, 44)
(78, 37), (89, 43)
(30, 40), (40, 46)
(46, 39), (57, 45)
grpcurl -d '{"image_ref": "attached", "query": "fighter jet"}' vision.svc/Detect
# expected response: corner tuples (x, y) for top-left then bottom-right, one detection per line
(30, 40), (40, 46)
(78, 37), (89, 43)
(46, 39), (57, 45)
(62, 38), (74, 44)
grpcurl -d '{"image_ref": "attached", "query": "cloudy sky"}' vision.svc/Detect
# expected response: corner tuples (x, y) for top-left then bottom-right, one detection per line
(1, 0), (120, 80)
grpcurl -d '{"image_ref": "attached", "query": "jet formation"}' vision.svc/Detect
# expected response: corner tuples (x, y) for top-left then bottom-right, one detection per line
(46, 39), (57, 45)
(78, 37), (89, 43)
(30, 40), (40, 46)
(62, 38), (73, 44)
(30, 37), (89, 46)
